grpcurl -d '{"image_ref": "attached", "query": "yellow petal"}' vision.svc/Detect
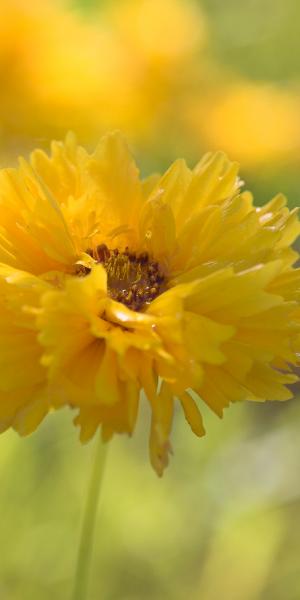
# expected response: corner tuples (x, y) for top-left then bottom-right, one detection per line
(179, 391), (205, 437)
(88, 131), (142, 228)
(139, 194), (176, 260)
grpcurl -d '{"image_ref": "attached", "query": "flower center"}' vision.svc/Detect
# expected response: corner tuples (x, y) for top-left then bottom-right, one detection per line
(84, 244), (165, 311)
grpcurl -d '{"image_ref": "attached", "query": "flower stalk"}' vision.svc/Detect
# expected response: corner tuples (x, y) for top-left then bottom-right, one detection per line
(72, 435), (107, 600)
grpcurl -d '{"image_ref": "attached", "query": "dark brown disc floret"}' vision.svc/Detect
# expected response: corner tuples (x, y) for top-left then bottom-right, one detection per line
(82, 243), (165, 311)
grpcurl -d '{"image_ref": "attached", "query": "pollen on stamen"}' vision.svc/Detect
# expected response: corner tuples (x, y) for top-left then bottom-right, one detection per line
(81, 243), (165, 311)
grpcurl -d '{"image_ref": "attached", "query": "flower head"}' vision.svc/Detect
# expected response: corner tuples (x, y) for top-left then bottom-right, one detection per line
(0, 132), (299, 474)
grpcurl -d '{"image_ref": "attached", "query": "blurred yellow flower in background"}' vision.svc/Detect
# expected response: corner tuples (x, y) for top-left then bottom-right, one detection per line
(0, 132), (299, 475)
(1, 0), (300, 188)
(184, 81), (300, 166)
(0, 0), (99, 154)
(96, 0), (206, 141)
(0, 0), (206, 158)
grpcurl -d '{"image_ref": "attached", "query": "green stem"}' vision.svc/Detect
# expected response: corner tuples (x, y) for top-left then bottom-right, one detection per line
(72, 435), (107, 600)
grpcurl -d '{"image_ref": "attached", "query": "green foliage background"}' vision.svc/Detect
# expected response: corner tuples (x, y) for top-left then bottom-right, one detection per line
(1, 1), (300, 599)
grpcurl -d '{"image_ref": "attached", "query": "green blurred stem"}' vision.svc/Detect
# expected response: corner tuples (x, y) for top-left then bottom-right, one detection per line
(72, 435), (107, 600)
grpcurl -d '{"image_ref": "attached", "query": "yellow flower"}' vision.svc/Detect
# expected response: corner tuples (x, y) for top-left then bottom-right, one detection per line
(184, 82), (300, 166)
(0, 0), (205, 157)
(0, 132), (299, 475)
